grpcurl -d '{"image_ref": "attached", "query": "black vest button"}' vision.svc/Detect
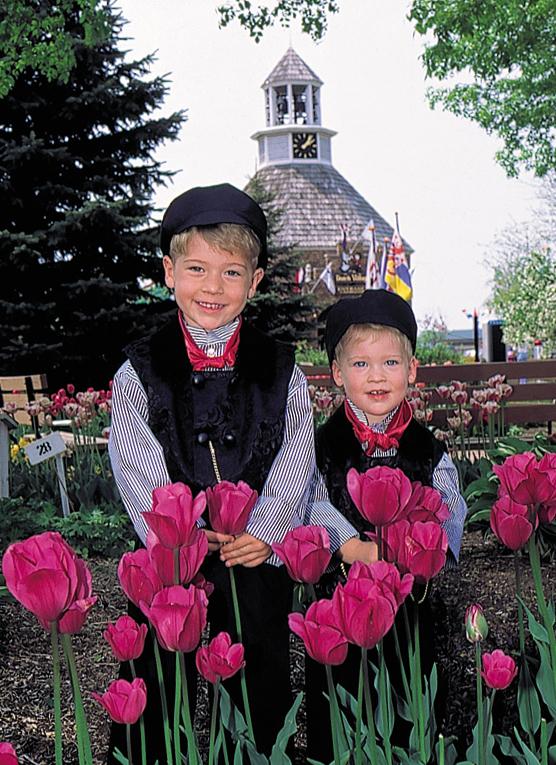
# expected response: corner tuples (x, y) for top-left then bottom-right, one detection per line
(223, 432), (236, 446)
(196, 432), (209, 445)
(229, 373), (239, 386)
(192, 372), (205, 387)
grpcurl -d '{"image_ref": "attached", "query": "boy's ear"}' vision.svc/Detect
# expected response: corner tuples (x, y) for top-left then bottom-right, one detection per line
(331, 359), (344, 388)
(163, 255), (175, 289)
(408, 357), (418, 385)
(248, 267), (265, 298)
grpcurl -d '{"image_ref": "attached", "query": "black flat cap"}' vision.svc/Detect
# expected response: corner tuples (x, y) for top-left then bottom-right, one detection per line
(160, 183), (268, 269)
(325, 289), (418, 363)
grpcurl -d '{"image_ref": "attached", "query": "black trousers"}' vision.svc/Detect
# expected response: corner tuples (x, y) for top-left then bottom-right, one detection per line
(107, 556), (294, 764)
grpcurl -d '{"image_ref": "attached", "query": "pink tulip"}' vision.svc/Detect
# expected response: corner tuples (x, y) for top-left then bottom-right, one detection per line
(465, 604), (488, 643)
(382, 520), (448, 582)
(195, 632), (245, 683)
(288, 599), (348, 665)
(347, 560), (414, 607)
(58, 595), (98, 634)
(537, 453), (556, 522)
(493, 452), (554, 506)
(118, 549), (164, 608)
(0, 742), (18, 765)
(190, 573), (215, 598)
(272, 526), (332, 584)
(142, 482), (206, 549)
(92, 678), (147, 724)
(490, 495), (537, 550)
(142, 584), (208, 653)
(481, 649), (518, 690)
(104, 616), (148, 662)
(404, 482), (451, 524)
(206, 480), (258, 535)
(2, 531), (96, 631)
(347, 466), (412, 527)
(146, 529), (208, 585)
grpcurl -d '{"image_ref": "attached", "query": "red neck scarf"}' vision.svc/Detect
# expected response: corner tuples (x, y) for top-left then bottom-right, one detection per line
(178, 312), (242, 371)
(344, 398), (413, 456)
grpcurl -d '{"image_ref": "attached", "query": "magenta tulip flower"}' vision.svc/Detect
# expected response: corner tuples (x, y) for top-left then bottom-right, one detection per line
(404, 482), (451, 524)
(2, 531), (96, 631)
(141, 584), (208, 653)
(146, 529), (208, 585)
(465, 604), (489, 643)
(92, 678), (147, 724)
(104, 616), (148, 662)
(118, 549), (164, 608)
(481, 649), (518, 690)
(493, 452), (554, 506)
(288, 598), (349, 665)
(196, 632), (245, 683)
(382, 520), (448, 582)
(490, 495), (537, 550)
(272, 526), (332, 584)
(58, 594), (98, 634)
(537, 453), (556, 522)
(347, 466), (412, 527)
(0, 742), (18, 765)
(142, 482), (206, 549)
(206, 480), (258, 535)
(347, 560), (414, 608)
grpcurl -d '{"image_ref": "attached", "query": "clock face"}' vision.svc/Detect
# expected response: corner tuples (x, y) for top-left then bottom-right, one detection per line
(292, 132), (318, 159)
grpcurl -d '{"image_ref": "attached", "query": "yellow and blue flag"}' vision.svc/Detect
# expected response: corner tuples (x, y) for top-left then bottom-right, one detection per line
(385, 230), (412, 301)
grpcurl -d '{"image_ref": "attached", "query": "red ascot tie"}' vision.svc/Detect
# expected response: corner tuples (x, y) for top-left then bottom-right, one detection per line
(345, 398), (413, 456)
(178, 312), (242, 371)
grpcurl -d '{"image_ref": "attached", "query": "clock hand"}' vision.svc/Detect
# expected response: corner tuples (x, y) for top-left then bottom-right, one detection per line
(301, 135), (315, 149)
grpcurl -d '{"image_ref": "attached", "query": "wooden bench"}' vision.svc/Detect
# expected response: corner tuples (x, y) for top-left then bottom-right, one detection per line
(0, 373), (49, 432)
(300, 359), (556, 433)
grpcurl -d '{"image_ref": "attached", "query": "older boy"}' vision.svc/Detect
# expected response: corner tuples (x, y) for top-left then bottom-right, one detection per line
(305, 288), (467, 761)
(108, 183), (358, 762)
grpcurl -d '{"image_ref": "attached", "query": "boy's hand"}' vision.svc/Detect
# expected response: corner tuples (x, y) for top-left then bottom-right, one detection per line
(337, 538), (378, 565)
(203, 529), (235, 553)
(219, 533), (272, 568)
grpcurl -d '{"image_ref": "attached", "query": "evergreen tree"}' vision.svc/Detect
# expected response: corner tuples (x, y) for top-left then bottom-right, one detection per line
(243, 175), (317, 345)
(0, 1), (183, 389)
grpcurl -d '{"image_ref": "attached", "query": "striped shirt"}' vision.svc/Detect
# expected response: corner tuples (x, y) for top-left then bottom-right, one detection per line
(108, 318), (358, 566)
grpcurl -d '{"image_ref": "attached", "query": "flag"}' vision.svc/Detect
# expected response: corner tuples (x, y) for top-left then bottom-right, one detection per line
(316, 262), (337, 295)
(338, 224), (350, 273)
(364, 219), (380, 289)
(385, 230), (412, 301)
(361, 218), (376, 242)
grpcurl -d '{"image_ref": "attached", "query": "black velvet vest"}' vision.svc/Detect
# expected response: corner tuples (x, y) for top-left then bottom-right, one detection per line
(125, 316), (294, 496)
(316, 405), (447, 536)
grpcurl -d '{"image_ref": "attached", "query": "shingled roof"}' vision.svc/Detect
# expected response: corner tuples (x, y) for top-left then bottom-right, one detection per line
(262, 47), (322, 87)
(248, 163), (412, 252)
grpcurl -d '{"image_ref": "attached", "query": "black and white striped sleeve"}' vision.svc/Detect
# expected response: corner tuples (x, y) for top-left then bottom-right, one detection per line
(433, 452), (468, 561)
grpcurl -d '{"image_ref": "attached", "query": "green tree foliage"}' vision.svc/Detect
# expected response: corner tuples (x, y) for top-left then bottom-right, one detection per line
(0, 0), (109, 97)
(243, 176), (318, 343)
(217, 0), (339, 42)
(0, 1), (184, 389)
(490, 249), (556, 354)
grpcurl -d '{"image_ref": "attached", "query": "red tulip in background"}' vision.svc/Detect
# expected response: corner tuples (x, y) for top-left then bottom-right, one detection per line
(2, 531), (96, 632)
(493, 452), (555, 506)
(142, 482), (206, 549)
(141, 584), (208, 653)
(206, 480), (258, 535)
(92, 678), (147, 725)
(272, 526), (332, 584)
(347, 466), (412, 527)
(118, 549), (164, 608)
(465, 604), (489, 643)
(288, 599), (348, 665)
(382, 521), (448, 582)
(490, 495), (538, 550)
(404, 482), (451, 524)
(146, 529), (208, 586)
(0, 742), (18, 765)
(104, 616), (148, 662)
(481, 649), (518, 690)
(196, 632), (245, 683)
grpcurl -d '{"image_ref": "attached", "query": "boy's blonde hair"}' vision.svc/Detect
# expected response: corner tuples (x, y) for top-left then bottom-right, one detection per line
(334, 323), (414, 365)
(169, 224), (261, 271)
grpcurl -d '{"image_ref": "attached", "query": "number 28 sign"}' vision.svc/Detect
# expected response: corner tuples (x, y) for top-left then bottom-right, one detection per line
(24, 432), (67, 466)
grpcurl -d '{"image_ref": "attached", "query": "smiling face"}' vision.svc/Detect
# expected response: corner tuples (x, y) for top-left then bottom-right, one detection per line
(163, 232), (264, 331)
(332, 326), (417, 424)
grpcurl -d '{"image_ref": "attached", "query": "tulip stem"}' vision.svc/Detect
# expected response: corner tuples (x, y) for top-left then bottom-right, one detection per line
(513, 551), (526, 657)
(377, 641), (393, 765)
(151, 629), (174, 765)
(528, 535), (556, 689)
(361, 648), (379, 765)
(325, 664), (341, 765)
(355, 662), (363, 765)
(61, 633), (93, 765)
(179, 650), (199, 765)
(392, 622), (412, 722)
(130, 660), (147, 765)
(438, 733), (445, 765)
(208, 680), (220, 765)
(173, 547), (180, 585)
(228, 567), (255, 745)
(475, 642), (485, 765)
(50, 622), (63, 765)
(174, 653), (182, 765)
(541, 718), (548, 765)
(412, 606), (426, 762)
(126, 723), (134, 765)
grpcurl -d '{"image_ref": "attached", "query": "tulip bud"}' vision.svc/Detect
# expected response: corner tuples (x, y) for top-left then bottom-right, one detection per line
(104, 615), (148, 662)
(92, 678), (147, 725)
(465, 604), (488, 643)
(481, 649), (518, 690)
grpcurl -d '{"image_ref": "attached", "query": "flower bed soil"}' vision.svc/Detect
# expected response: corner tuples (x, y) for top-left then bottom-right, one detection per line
(0, 530), (554, 764)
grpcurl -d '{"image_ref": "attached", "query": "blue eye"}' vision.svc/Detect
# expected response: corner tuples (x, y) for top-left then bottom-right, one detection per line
(353, 360), (367, 368)
(385, 359), (399, 366)
(187, 265), (204, 273)
(225, 269), (242, 277)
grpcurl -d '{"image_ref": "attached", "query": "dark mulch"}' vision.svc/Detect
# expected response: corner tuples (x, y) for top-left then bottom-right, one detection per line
(0, 530), (554, 763)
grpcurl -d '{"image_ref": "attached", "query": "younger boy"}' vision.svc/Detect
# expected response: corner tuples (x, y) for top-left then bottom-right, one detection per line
(305, 288), (467, 761)
(108, 183), (358, 763)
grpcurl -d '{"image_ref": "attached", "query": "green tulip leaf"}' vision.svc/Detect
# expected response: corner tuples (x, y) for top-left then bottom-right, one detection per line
(519, 597), (550, 644)
(517, 659), (541, 735)
(513, 726), (544, 765)
(269, 692), (302, 765)
(495, 734), (527, 764)
(535, 643), (556, 715)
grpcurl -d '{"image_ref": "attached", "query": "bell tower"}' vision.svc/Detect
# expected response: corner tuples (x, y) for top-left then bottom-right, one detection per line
(251, 47), (336, 167)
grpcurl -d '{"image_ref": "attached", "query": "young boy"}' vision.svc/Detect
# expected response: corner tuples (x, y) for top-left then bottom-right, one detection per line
(305, 288), (467, 761)
(107, 183), (359, 763)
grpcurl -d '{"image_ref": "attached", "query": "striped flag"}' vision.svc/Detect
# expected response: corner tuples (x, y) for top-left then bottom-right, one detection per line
(385, 230), (412, 301)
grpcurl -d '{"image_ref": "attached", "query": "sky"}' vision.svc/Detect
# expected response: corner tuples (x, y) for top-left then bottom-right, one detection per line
(117, 0), (540, 331)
